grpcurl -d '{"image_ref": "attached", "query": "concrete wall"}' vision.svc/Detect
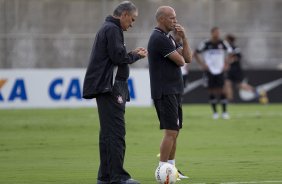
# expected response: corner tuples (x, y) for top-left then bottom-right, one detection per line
(1, 0), (282, 69)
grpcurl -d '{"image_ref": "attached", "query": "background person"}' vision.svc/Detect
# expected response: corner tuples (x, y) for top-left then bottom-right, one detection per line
(224, 34), (268, 103)
(194, 27), (233, 119)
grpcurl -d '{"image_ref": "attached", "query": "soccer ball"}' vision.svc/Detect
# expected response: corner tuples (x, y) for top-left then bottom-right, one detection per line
(155, 163), (178, 184)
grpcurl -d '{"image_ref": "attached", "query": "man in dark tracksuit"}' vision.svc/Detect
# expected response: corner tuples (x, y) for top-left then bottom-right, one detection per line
(82, 2), (147, 184)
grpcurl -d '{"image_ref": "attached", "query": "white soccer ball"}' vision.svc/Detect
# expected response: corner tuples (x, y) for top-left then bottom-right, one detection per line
(155, 163), (178, 184)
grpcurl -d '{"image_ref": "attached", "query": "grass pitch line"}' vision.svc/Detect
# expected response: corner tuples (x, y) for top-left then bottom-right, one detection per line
(220, 181), (282, 184)
(192, 181), (282, 184)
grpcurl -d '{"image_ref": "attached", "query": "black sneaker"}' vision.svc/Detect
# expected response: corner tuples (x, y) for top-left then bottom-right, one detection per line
(97, 180), (110, 184)
(177, 169), (189, 179)
(120, 178), (140, 184)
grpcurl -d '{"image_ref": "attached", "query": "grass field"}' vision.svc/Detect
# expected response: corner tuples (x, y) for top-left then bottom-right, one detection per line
(0, 104), (282, 184)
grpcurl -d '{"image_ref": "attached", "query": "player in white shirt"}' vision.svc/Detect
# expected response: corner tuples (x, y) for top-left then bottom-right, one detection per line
(194, 27), (232, 119)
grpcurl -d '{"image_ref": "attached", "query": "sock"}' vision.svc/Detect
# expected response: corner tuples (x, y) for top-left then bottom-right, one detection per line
(220, 94), (228, 113)
(159, 161), (167, 166)
(168, 159), (175, 166)
(255, 89), (260, 99)
(209, 94), (217, 113)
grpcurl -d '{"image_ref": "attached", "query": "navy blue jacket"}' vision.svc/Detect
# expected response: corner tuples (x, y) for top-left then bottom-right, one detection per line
(83, 16), (140, 99)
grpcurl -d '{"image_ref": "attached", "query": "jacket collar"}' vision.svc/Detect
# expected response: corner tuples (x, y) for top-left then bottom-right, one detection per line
(106, 15), (122, 29)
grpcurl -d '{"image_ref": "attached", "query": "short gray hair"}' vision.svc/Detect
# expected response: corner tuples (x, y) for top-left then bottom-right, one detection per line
(113, 1), (137, 16)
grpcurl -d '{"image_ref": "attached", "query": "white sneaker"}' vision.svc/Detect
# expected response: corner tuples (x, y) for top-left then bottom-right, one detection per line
(213, 113), (219, 119)
(222, 112), (230, 119)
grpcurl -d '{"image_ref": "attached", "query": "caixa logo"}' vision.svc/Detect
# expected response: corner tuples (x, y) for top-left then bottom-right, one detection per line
(49, 78), (82, 100)
(49, 78), (136, 101)
(0, 78), (27, 102)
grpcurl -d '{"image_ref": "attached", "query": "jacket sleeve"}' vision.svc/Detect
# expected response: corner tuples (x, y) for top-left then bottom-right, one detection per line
(127, 52), (142, 63)
(106, 27), (141, 65)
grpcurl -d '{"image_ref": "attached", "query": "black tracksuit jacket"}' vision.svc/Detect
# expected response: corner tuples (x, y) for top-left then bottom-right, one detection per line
(83, 16), (140, 99)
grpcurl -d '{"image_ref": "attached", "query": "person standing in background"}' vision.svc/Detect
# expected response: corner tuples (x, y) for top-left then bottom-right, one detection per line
(224, 34), (268, 103)
(194, 27), (232, 119)
(83, 1), (147, 184)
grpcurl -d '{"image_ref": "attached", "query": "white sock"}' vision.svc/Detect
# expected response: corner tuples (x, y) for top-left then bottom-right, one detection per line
(168, 159), (175, 166)
(159, 161), (167, 166)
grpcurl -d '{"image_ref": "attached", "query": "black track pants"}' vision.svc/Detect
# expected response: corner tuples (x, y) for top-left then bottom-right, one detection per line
(96, 81), (130, 184)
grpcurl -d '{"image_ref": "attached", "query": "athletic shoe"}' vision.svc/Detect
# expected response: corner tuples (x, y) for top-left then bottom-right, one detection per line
(97, 180), (109, 184)
(120, 178), (140, 184)
(177, 169), (189, 179)
(213, 113), (219, 119)
(222, 112), (230, 120)
(258, 90), (269, 104)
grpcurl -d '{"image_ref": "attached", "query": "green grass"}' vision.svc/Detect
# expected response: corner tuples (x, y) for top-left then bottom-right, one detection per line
(0, 104), (282, 184)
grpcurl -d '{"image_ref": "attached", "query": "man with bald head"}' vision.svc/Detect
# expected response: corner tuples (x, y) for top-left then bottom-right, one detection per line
(148, 6), (192, 179)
